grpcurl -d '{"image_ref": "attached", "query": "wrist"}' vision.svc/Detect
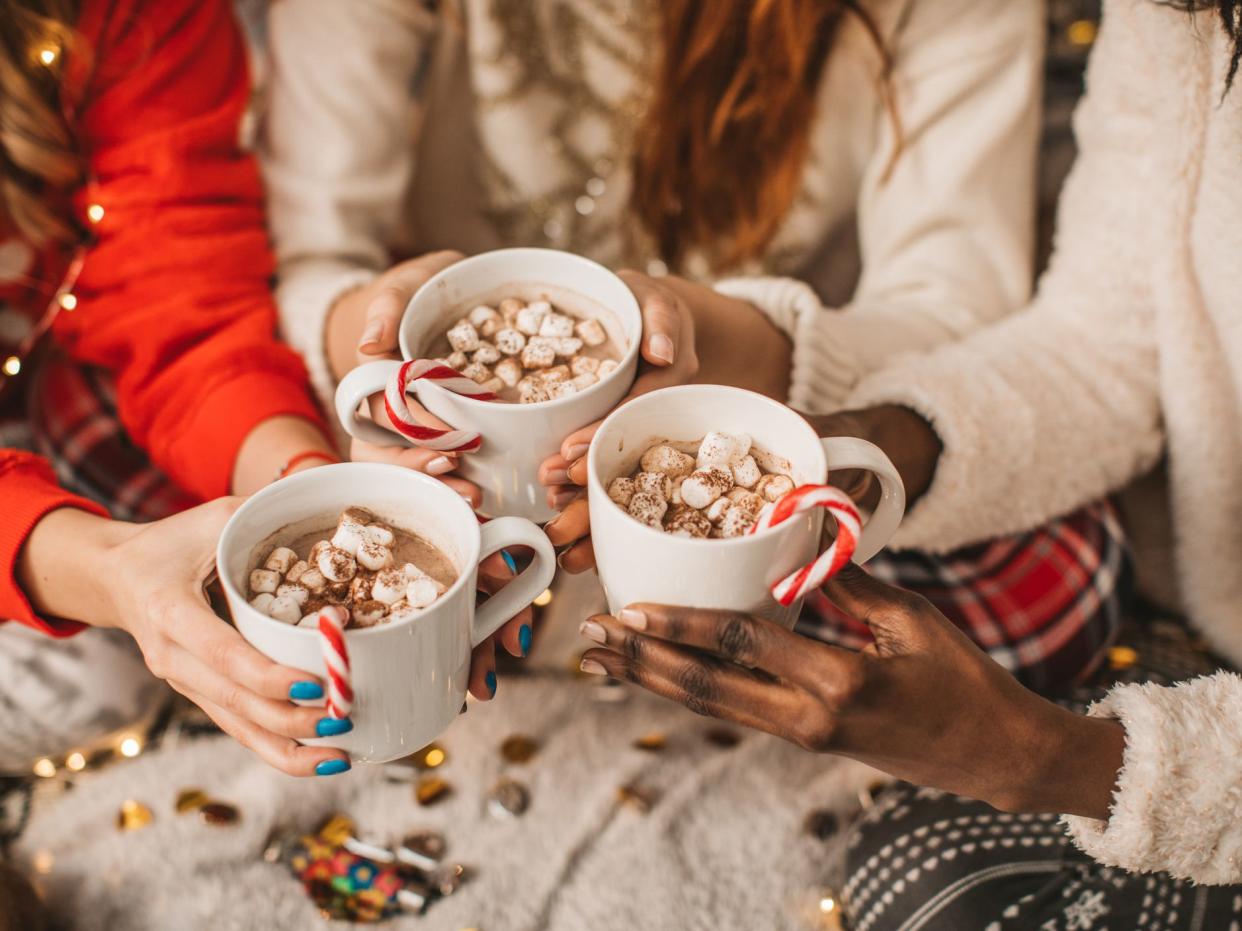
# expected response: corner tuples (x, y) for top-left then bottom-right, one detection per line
(231, 415), (339, 495)
(833, 405), (941, 504)
(326, 283), (372, 382)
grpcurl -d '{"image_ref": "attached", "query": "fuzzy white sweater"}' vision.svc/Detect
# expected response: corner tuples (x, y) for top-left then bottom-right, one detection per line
(853, 0), (1242, 884)
(261, 0), (1042, 414)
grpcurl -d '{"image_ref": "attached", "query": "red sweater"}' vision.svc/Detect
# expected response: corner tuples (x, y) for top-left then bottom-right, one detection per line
(0, 0), (325, 635)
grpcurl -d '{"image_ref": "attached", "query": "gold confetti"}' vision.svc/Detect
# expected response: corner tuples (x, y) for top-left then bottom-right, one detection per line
(175, 789), (209, 814)
(200, 802), (240, 826)
(1108, 645), (1139, 670)
(500, 734), (539, 764)
(633, 733), (666, 752)
(117, 799), (153, 831)
(317, 813), (355, 846)
(415, 776), (452, 806)
(616, 783), (659, 813)
(1067, 19), (1097, 47)
(411, 742), (447, 770)
(486, 778), (530, 819)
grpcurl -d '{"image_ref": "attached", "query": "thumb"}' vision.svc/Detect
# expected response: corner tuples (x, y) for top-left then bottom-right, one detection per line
(359, 251), (465, 357)
(620, 272), (680, 367)
(819, 563), (931, 655)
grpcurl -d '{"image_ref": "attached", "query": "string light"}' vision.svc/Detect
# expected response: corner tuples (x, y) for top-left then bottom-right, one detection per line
(58, 293), (77, 311)
(2, 356), (20, 377)
(423, 747), (446, 768)
(819, 896), (836, 914)
(32, 758), (56, 778)
(86, 203), (105, 223)
(1067, 19), (1097, 46)
(37, 46), (58, 66)
(120, 736), (142, 758)
(533, 588), (553, 607)
(65, 751), (86, 771)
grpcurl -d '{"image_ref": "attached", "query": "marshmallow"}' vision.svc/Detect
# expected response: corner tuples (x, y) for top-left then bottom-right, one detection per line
(249, 569), (280, 595)
(570, 355), (600, 376)
(516, 304), (549, 336)
(357, 539), (393, 571)
(353, 600), (389, 628)
(277, 583), (309, 607)
(539, 313), (575, 338)
(494, 328), (526, 355)
(670, 476), (685, 505)
(717, 506), (755, 538)
(680, 467), (733, 509)
(297, 613), (321, 628)
(364, 524), (394, 547)
(324, 581), (351, 604)
(521, 338), (556, 370)
(499, 298), (524, 322)
(640, 445), (695, 478)
(472, 342), (501, 365)
(342, 506), (375, 526)
(727, 487), (765, 518)
(285, 560), (309, 583)
(696, 431), (746, 470)
(461, 361), (493, 384)
(705, 497), (733, 524)
(731, 455), (761, 489)
(407, 576), (443, 609)
(575, 318), (607, 347)
(598, 359), (619, 377)
(447, 350), (469, 370)
(634, 470), (672, 501)
(468, 305), (501, 329)
(608, 476), (636, 508)
(494, 357), (523, 387)
(482, 376), (505, 395)
(389, 601), (422, 624)
(755, 473), (795, 503)
(300, 568), (327, 593)
(331, 521), (366, 556)
(518, 378), (550, 404)
(549, 380), (580, 399)
(249, 593), (276, 615)
(372, 568), (408, 605)
(350, 575), (374, 604)
(447, 320), (481, 352)
(628, 491), (667, 528)
(540, 364), (571, 384)
(317, 545), (357, 582)
(572, 372), (599, 390)
(665, 505), (711, 538)
(268, 595), (302, 624)
(264, 547), (298, 575)
(549, 336), (583, 358)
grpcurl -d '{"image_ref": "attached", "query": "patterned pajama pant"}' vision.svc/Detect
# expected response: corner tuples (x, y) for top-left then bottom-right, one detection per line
(842, 619), (1242, 931)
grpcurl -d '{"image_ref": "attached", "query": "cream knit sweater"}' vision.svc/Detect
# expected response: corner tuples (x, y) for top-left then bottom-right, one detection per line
(853, 0), (1242, 884)
(261, 0), (1042, 414)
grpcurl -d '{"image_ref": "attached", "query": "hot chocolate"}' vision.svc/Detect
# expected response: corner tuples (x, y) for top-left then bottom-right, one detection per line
(426, 297), (623, 404)
(247, 506), (457, 629)
(607, 432), (795, 538)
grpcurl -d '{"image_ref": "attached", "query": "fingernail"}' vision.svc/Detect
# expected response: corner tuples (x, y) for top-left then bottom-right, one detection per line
(360, 321), (383, 347)
(315, 758), (351, 776)
(552, 491), (577, 509)
(501, 549), (517, 573)
(580, 658), (607, 676)
(519, 624), (533, 657)
(564, 444), (589, 462)
(649, 334), (675, 365)
(289, 681), (324, 700)
(459, 701), (468, 715)
(579, 621), (606, 643)
(619, 608), (648, 631)
(485, 670), (497, 697)
(426, 456), (455, 475)
(545, 468), (569, 485)
(316, 717), (354, 737)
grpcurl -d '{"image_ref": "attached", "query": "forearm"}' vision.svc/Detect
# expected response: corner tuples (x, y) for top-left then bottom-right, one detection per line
(230, 415), (339, 496)
(16, 508), (134, 629)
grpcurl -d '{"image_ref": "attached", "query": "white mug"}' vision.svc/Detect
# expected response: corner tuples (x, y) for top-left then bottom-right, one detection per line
(587, 386), (906, 628)
(336, 248), (642, 523)
(216, 463), (556, 763)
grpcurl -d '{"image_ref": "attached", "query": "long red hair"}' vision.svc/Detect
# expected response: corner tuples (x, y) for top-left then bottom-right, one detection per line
(632, 0), (896, 271)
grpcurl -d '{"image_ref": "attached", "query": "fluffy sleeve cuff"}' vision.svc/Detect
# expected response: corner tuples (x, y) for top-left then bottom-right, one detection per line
(1062, 672), (1242, 884)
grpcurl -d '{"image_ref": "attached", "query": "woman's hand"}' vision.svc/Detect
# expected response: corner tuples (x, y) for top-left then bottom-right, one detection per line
(19, 502), (352, 777)
(578, 564), (1126, 819)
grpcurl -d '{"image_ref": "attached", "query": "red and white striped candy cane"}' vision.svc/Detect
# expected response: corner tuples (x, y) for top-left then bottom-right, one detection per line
(748, 484), (862, 606)
(317, 606), (353, 719)
(383, 359), (496, 453)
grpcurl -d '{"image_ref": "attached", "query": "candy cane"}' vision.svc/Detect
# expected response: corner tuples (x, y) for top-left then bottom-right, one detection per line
(749, 484), (862, 606)
(317, 606), (353, 719)
(383, 360), (496, 453)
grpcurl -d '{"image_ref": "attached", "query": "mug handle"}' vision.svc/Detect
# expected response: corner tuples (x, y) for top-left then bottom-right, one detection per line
(819, 437), (906, 563)
(335, 360), (408, 446)
(471, 517), (558, 647)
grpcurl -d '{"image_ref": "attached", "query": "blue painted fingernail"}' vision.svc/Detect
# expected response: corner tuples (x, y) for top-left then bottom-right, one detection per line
(316, 717), (354, 737)
(501, 549), (517, 573)
(289, 681), (323, 701)
(315, 758), (351, 776)
(485, 670), (497, 697)
(519, 624), (532, 657)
